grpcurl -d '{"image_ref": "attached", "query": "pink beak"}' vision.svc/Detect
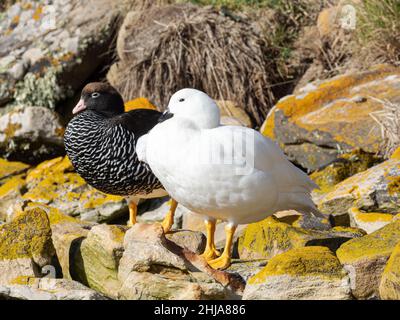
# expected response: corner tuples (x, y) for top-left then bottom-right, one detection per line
(73, 99), (86, 114)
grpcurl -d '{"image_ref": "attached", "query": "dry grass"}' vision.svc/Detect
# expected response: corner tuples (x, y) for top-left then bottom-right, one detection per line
(370, 97), (400, 159)
(356, 0), (400, 65)
(111, 5), (285, 126)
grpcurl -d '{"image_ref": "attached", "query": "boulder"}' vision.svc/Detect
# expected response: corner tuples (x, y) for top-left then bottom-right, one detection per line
(0, 278), (107, 300)
(0, 0), (125, 110)
(379, 241), (400, 300)
(0, 174), (25, 221)
(0, 158), (29, 185)
(262, 65), (400, 171)
(77, 224), (126, 298)
(243, 246), (351, 300)
(21, 156), (128, 223)
(118, 223), (245, 300)
(0, 207), (55, 285)
(165, 230), (206, 255)
(274, 210), (331, 231)
(336, 220), (400, 299)
(238, 216), (364, 260)
(349, 207), (395, 234)
(316, 157), (400, 226)
(0, 106), (65, 164)
(216, 100), (252, 127)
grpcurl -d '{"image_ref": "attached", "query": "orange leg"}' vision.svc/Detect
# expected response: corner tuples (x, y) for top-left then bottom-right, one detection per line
(208, 223), (237, 270)
(161, 198), (178, 233)
(201, 219), (221, 261)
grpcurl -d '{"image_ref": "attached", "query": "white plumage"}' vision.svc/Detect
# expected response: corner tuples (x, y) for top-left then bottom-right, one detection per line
(137, 88), (322, 269)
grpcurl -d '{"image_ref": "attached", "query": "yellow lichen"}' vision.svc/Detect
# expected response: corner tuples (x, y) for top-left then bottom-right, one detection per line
(336, 220), (400, 263)
(32, 5), (43, 21)
(0, 208), (54, 261)
(350, 207), (394, 223)
(0, 158), (29, 181)
(390, 147), (400, 160)
(387, 175), (400, 196)
(0, 174), (26, 197)
(9, 276), (36, 285)
(124, 98), (157, 112)
(248, 246), (344, 284)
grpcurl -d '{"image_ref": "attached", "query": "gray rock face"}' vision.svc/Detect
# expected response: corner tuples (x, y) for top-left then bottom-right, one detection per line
(0, 106), (65, 163)
(0, 0), (123, 110)
(0, 278), (108, 300)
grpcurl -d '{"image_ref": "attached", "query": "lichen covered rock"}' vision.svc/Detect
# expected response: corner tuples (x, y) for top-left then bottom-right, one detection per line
(0, 0), (125, 110)
(379, 241), (400, 300)
(0, 207), (55, 284)
(238, 216), (363, 260)
(262, 65), (400, 171)
(336, 220), (400, 299)
(349, 207), (395, 234)
(243, 247), (351, 300)
(0, 158), (29, 184)
(21, 156), (127, 222)
(78, 224), (126, 298)
(316, 158), (400, 226)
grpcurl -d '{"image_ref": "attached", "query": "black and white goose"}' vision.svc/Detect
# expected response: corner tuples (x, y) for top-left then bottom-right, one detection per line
(64, 82), (177, 231)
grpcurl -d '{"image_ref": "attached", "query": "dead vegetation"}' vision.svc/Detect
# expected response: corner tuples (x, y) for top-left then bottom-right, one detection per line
(109, 4), (286, 126)
(370, 97), (400, 159)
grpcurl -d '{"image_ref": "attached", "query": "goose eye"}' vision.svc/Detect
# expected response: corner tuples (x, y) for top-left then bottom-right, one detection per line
(91, 92), (100, 98)
(179, 98), (185, 102)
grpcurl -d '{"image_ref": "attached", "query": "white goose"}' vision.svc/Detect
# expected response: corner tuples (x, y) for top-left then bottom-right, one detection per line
(137, 89), (322, 269)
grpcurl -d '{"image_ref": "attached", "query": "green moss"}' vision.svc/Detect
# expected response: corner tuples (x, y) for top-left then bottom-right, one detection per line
(0, 208), (54, 261)
(248, 246), (344, 284)
(337, 220), (400, 263)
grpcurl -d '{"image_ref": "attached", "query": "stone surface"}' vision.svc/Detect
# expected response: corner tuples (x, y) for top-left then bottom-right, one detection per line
(0, 157), (29, 184)
(0, 207), (55, 284)
(118, 223), (245, 300)
(243, 247), (351, 300)
(262, 65), (400, 171)
(238, 216), (364, 260)
(274, 210), (332, 231)
(0, 0), (125, 110)
(336, 220), (400, 299)
(78, 224), (126, 298)
(21, 156), (127, 222)
(316, 158), (400, 226)
(165, 230), (206, 255)
(216, 100), (252, 127)
(0, 174), (26, 221)
(0, 278), (107, 300)
(0, 106), (65, 164)
(379, 241), (400, 300)
(349, 207), (395, 234)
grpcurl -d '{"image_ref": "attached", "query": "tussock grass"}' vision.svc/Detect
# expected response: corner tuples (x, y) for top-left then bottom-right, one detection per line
(356, 0), (400, 65)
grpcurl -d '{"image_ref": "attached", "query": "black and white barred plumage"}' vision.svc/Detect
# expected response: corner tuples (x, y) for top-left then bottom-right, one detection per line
(64, 82), (164, 197)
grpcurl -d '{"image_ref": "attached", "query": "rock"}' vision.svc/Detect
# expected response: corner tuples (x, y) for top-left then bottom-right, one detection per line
(165, 230), (206, 255)
(349, 207), (395, 234)
(216, 100), (252, 127)
(243, 247), (352, 300)
(379, 241), (400, 300)
(0, 174), (26, 221)
(274, 210), (332, 231)
(0, 208), (55, 285)
(336, 220), (400, 299)
(124, 97), (158, 111)
(78, 224), (126, 298)
(118, 223), (245, 300)
(0, 106), (65, 164)
(262, 65), (400, 171)
(0, 278), (108, 300)
(36, 204), (94, 281)
(316, 157), (400, 226)
(226, 260), (267, 282)
(310, 150), (381, 194)
(238, 216), (364, 260)
(21, 156), (127, 223)
(0, 0), (126, 109)
(0, 158), (29, 184)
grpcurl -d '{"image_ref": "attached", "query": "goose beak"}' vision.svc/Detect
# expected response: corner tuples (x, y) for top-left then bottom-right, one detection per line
(73, 99), (86, 115)
(158, 110), (173, 123)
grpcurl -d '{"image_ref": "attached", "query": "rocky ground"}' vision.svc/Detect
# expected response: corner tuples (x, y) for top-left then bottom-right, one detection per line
(0, 0), (400, 300)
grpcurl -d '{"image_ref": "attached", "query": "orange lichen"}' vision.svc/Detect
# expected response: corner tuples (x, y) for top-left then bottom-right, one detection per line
(32, 6), (43, 21)
(124, 98), (157, 112)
